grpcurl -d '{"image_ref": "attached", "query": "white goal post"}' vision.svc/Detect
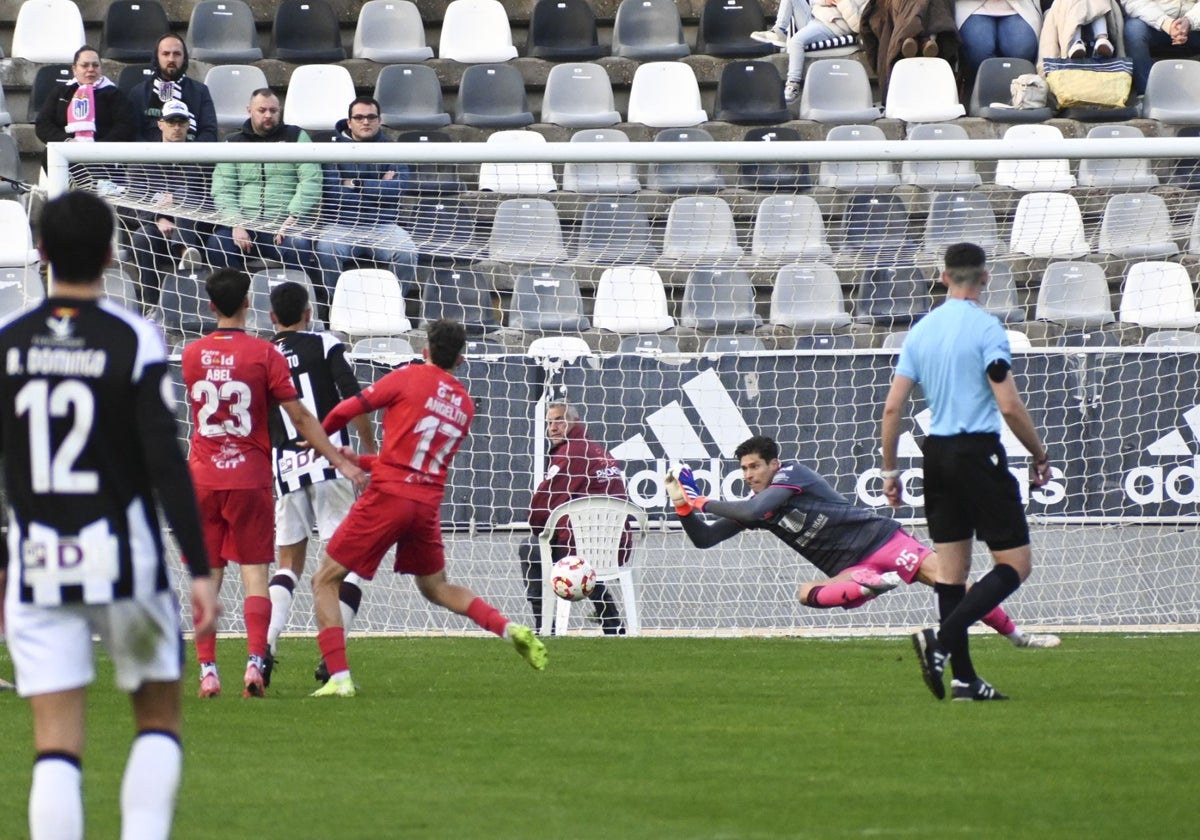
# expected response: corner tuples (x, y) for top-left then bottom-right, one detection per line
(41, 135), (1200, 636)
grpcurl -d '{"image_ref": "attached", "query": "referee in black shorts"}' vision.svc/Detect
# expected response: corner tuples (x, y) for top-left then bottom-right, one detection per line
(880, 242), (1051, 701)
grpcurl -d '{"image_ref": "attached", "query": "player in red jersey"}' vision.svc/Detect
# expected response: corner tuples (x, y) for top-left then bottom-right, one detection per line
(182, 268), (366, 699)
(309, 319), (547, 696)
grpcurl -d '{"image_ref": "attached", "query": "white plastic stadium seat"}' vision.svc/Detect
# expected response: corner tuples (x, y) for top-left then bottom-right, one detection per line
(1034, 262), (1114, 328)
(563, 129), (641, 194)
(818, 125), (900, 189)
(884, 58), (965, 122)
(798, 59), (880, 123)
(0, 201), (39, 268)
(11, 0), (85, 62)
(1009, 192), (1088, 259)
(205, 65), (270, 134)
(329, 269), (413, 338)
(353, 0), (434, 62)
(487, 198), (568, 262)
(661, 196), (744, 261)
(438, 0), (519, 62)
(769, 262), (853, 330)
(538, 497), (647, 636)
(1096, 193), (1179, 259)
(526, 335), (593, 361)
(750, 195), (833, 261)
(478, 130), (558, 194)
(900, 123), (981, 188)
(593, 267), (675, 333)
(1119, 262), (1200, 328)
(994, 124), (1076, 191)
(626, 62), (708, 127)
(282, 65), (357, 133)
(1076, 125), (1158, 188)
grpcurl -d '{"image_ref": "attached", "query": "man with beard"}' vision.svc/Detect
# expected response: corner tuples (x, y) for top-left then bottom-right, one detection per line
(128, 33), (218, 142)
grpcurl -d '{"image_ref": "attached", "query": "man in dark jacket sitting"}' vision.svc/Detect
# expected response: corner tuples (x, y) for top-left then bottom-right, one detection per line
(128, 33), (218, 142)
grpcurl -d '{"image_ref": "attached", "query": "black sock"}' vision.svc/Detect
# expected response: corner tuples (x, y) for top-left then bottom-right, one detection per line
(935, 582), (974, 683)
(940, 565), (1022, 683)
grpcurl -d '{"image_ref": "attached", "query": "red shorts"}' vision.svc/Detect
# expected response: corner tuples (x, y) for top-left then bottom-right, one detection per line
(325, 485), (444, 580)
(846, 528), (931, 585)
(194, 487), (276, 568)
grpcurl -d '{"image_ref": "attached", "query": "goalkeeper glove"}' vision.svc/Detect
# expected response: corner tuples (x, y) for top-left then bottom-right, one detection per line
(665, 463), (708, 516)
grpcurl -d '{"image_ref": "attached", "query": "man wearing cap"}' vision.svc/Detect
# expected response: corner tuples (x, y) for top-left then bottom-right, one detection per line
(129, 33), (218, 142)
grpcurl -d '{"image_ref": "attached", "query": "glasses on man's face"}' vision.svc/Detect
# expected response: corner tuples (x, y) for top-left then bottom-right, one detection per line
(349, 113), (381, 122)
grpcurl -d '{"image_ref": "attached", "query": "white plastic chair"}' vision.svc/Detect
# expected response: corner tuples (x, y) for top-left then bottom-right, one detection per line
(769, 262), (853, 330)
(1143, 60), (1200, 123)
(1119, 262), (1200, 328)
(538, 497), (646, 636)
(349, 336), (419, 364)
(478, 130), (558, 194)
(205, 65), (270, 133)
(1096, 193), (1179, 259)
(798, 59), (880, 123)
(1034, 262), (1115, 328)
(627, 62), (708, 127)
(0, 202), (39, 267)
(1009, 192), (1088, 258)
(884, 58), (965, 122)
(527, 335), (593, 362)
(487, 198), (567, 262)
(901, 123), (981, 188)
(818, 125), (900, 189)
(541, 62), (621, 128)
(593, 267), (675, 332)
(11, 0), (85, 62)
(751, 195), (833, 260)
(994, 124), (1076, 191)
(1077, 125), (1158, 188)
(563, 129), (641, 194)
(329, 269), (413, 338)
(283, 65), (357, 133)
(661, 196), (744, 261)
(1143, 329), (1200, 348)
(353, 0), (434, 61)
(438, 0), (519, 62)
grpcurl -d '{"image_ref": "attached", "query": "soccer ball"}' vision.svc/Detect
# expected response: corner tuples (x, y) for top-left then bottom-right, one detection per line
(551, 556), (596, 602)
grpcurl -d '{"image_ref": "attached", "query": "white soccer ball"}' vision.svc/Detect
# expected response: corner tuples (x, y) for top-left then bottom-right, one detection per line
(551, 556), (596, 602)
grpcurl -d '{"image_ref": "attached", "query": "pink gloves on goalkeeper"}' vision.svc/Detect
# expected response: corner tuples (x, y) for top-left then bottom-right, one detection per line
(665, 463), (708, 516)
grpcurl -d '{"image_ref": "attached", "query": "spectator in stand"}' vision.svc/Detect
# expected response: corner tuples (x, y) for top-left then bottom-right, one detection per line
(315, 96), (419, 303)
(861, 0), (960, 98)
(128, 33), (219, 142)
(957, 0), (1041, 93)
(518, 401), (630, 635)
(1040, 0), (1122, 67)
(1119, 0), (1200, 92)
(208, 89), (319, 284)
(751, 0), (868, 103)
(127, 100), (213, 309)
(35, 46), (135, 147)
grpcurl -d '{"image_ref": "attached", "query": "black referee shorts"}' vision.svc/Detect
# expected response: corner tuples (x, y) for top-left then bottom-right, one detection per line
(922, 433), (1030, 551)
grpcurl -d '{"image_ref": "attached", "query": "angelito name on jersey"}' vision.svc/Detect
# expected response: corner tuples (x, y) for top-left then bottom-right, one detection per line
(7, 347), (108, 377)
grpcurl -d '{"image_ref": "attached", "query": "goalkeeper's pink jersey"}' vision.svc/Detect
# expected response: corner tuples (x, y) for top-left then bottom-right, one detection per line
(326, 363), (474, 505)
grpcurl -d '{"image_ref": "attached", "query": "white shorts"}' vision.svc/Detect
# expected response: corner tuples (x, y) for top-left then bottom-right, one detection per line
(275, 478), (357, 546)
(5, 590), (183, 698)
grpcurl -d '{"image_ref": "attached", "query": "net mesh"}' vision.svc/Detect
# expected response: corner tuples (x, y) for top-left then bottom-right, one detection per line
(42, 140), (1200, 635)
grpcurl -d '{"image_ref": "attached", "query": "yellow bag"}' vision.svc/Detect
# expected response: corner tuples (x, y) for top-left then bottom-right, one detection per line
(1043, 58), (1133, 108)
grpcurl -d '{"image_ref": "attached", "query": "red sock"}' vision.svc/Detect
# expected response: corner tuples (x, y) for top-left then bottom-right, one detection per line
(804, 581), (872, 609)
(982, 605), (1017, 636)
(318, 627), (349, 675)
(195, 631), (216, 665)
(244, 595), (271, 659)
(466, 597), (509, 637)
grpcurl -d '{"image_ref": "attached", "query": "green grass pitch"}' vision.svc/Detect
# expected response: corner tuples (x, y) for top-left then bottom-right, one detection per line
(1, 634), (1195, 839)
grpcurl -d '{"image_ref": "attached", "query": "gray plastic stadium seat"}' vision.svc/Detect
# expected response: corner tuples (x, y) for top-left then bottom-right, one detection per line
(422, 266), (499, 335)
(1144, 60), (1200, 123)
(740, 127), (814, 192)
(188, 0), (263, 63)
(681, 269), (761, 331)
(396, 131), (467, 195)
(563, 129), (641, 194)
(618, 334), (680, 354)
(573, 197), (658, 263)
(901, 123), (981, 189)
(1034, 262), (1114, 328)
(541, 63), (621, 128)
(1143, 330), (1200, 348)
(101, 0), (170, 63)
(750, 195), (832, 261)
(697, 0), (775, 57)
(612, 0), (690, 59)
(799, 59), (880, 123)
(205, 65), (269, 134)
(839, 193), (913, 260)
(704, 335), (766, 353)
(26, 64), (72, 122)
(0, 133), (24, 198)
(487, 199), (568, 263)
(661, 196), (744, 262)
(1096, 193), (1179, 259)
(510, 266), (591, 331)
(375, 65), (451, 129)
(968, 57), (1053, 122)
(1077, 125), (1158, 188)
(273, 0), (347, 62)
(0, 86), (12, 130)
(646, 128), (725, 194)
(455, 64), (535, 128)
(922, 192), (999, 257)
(979, 261), (1024, 324)
(854, 264), (929, 326)
(819, 125), (899, 189)
(769, 263), (853, 330)
(353, 0), (434, 62)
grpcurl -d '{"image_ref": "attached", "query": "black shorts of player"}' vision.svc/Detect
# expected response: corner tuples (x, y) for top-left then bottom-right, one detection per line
(922, 432), (1030, 551)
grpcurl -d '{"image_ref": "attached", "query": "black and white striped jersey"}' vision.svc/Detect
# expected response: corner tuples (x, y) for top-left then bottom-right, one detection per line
(268, 330), (363, 495)
(0, 296), (208, 607)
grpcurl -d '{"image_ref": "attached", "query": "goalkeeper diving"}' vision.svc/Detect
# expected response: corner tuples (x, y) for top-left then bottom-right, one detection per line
(666, 434), (1058, 648)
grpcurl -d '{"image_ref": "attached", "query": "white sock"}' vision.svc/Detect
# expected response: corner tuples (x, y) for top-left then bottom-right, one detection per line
(341, 572), (363, 638)
(120, 732), (181, 840)
(267, 569), (299, 654)
(31, 755), (83, 840)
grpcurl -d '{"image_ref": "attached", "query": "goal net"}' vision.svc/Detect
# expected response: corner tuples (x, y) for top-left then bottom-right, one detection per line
(44, 135), (1200, 636)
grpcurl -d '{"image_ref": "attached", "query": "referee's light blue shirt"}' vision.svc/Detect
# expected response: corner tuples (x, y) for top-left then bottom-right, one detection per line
(895, 298), (1010, 436)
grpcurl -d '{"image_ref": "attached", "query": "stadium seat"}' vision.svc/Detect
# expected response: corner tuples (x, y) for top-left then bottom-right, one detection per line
(251, 268), (326, 331)
(839, 192), (913, 260)
(1096, 193), (1179, 259)
(922, 192), (999, 257)
(646, 128), (725, 193)
(593, 267), (675, 332)
(884, 58), (965, 122)
(243, 270), (274, 335)
(353, 0), (434, 61)
(818, 125), (899, 189)
(509, 266), (591, 331)
(769, 263), (853, 331)
(1143, 329), (1200, 348)
(750, 195), (832, 261)
(900, 123), (982, 188)
(205, 65), (269, 134)
(527, 0), (605, 60)
(661, 196), (744, 262)
(1169, 125), (1200, 189)
(1034, 262), (1114, 328)
(562, 129), (641, 194)
(188, 0), (263, 63)
(880, 330), (908, 349)
(100, 0), (170, 63)
(994, 124), (1076, 191)
(617, 334), (681, 354)
(478, 130), (557, 193)
(439, 0), (519, 62)
(527, 335), (593, 361)
(979, 261), (1024, 324)
(396, 131), (467, 194)
(627, 63), (708, 127)
(26, 64), (71, 122)
(375, 65), (451, 129)
(853, 263), (929, 326)
(407, 198), (481, 262)
(117, 66), (155, 95)
(681, 268), (761, 331)
(0, 269), (27, 316)
(329, 269), (412, 339)
(704, 335), (766, 352)
(612, 0), (690, 59)
(11, 0), (85, 62)
(1009, 192), (1088, 258)
(273, 0), (347, 62)
(537, 497), (645, 636)
(0, 201), (38, 267)
(968, 57), (1053, 122)
(463, 338), (507, 356)
(739, 127), (814, 192)
(714, 61), (790, 124)
(1077, 125), (1158, 188)
(421, 266), (499, 335)
(1118, 262), (1200, 328)
(1004, 329), (1032, 351)
(794, 334), (856, 349)
(349, 336), (418, 363)
(1143, 60), (1200, 123)
(455, 64), (535, 128)
(0, 85), (11, 129)
(487, 199), (568, 263)
(799, 59), (880, 123)
(0, 134), (25, 198)
(540, 63), (621, 128)
(696, 0), (775, 56)
(159, 271), (218, 336)
(573, 197), (658, 263)
(282, 65), (357, 133)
